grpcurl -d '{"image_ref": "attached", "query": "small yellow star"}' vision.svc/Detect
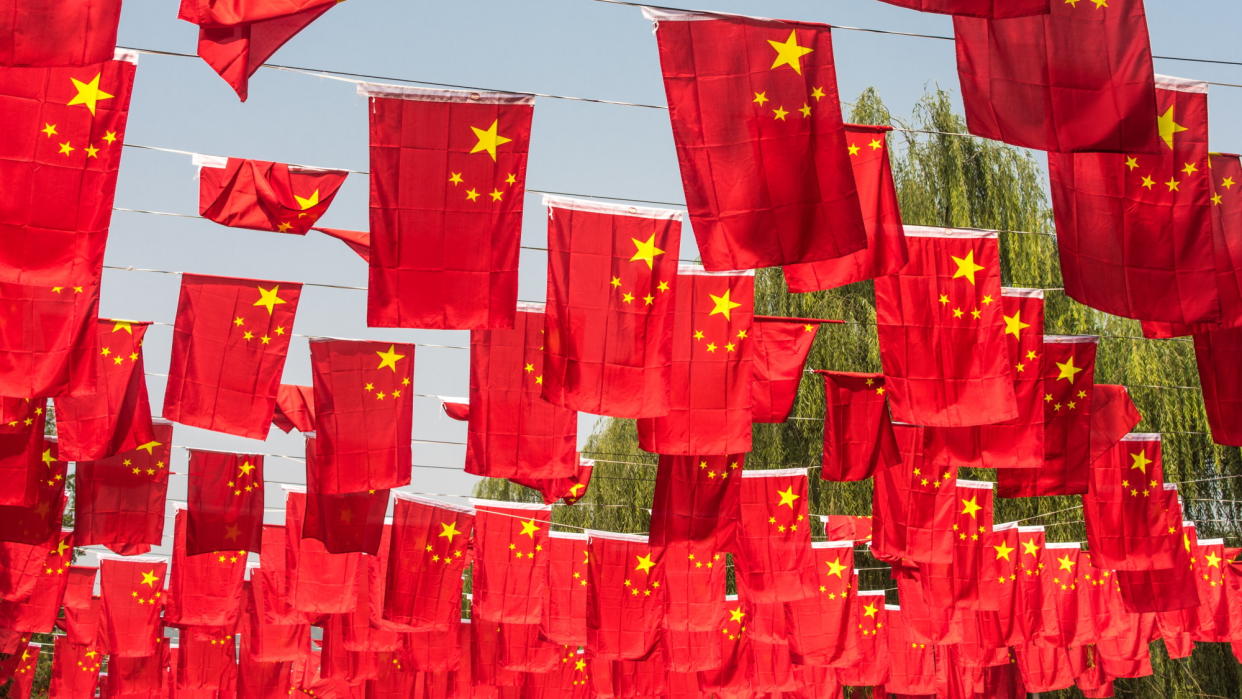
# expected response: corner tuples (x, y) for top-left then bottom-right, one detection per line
(448, 172), (463, 185)
(772, 106), (789, 121)
(465, 188), (480, 202)
(752, 91), (769, 106)
(58, 141), (74, 155)
(40, 123), (57, 137)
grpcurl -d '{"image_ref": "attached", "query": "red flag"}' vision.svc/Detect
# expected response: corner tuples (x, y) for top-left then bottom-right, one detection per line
(252, 525), (308, 628)
(0, 284), (98, 400)
(1192, 536), (1230, 642)
(1194, 326), (1242, 446)
(749, 317), (820, 423)
(282, 489), (360, 615)
(163, 273), (302, 438)
(823, 514), (872, 543)
(310, 338), (414, 492)
(1039, 542), (1091, 648)
(734, 469), (812, 601)
(4, 638), (36, 698)
(949, 479), (995, 609)
(303, 437), (387, 555)
(175, 627), (238, 691)
(72, 421), (170, 556)
(818, 371), (899, 481)
(467, 306), (577, 480)
(508, 456), (593, 505)
(197, 155), (347, 233)
(871, 425), (959, 566)
(878, 0), (1046, 15)
(586, 532), (664, 660)
(0, 436), (67, 545)
(1084, 434), (1179, 571)
(0, 0), (122, 66)
(783, 123), (908, 291)
(186, 449), (264, 555)
(48, 636), (102, 698)
(953, 0), (1156, 152)
(313, 226), (370, 262)
(834, 591), (890, 687)
(982, 522), (1028, 646)
(363, 82), (532, 329)
(883, 606), (938, 695)
(786, 540), (854, 665)
(471, 501), (551, 624)
(0, 530), (73, 633)
(242, 582), (306, 662)
(272, 383), (314, 433)
(384, 494), (473, 630)
(1049, 77), (1217, 323)
(874, 226), (1016, 426)
(542, 531), (588, 647)
(541, 196), (682, 417)
(166, 510), (246, 628)
(57, 566), (100, 645)
(663, 541), (726, 672)
(177, 0), (338, 101)
(104, 640), (168, 697)
(644, 8), (866, 270)
(649, 453), (742, 549)
(0, 532), (61, 602)
(1116, 508), (1200, 613)
(98, 556), (165, 657)
(637, 266), (755, 455)
(0, 403), (46, 508)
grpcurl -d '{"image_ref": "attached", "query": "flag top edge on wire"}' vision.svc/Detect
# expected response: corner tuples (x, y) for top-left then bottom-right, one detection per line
(639, 5), (828, 28)
(548, 530), (589, 541)
(1017, 525), (1046, 533)
(993, 521), (1019, 532)
(355, 81), (536, 105)
(955, 479), (994, 490)
(1155, 74), (1209, 94)
(677, 263), (756, 277)
(469, 498), (554, 512)
(856, 589), (885, 597)
(811, 540), (855, 550)
(740, 467), (807, 479)
(1199, 538), (1225, 546)
(1120, 433), (1162, 442)
(543, 194), (683, 221)
(278, 484), (307, 494)
(584, 529), (648, 543)
(394, 491), (475, 514)
(95, 553), (166, 563)
(903, 225), (999, 240)
(114, 48), (139, 64)
(517, 301), (547, 313)
(1001, 287), (1045, 299)
(1043, 334), (1100, 344)
(885, 604), (900, 611)
(1044, 542), (1081, 550)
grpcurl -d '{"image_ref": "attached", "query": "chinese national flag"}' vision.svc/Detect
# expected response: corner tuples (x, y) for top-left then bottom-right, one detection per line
(586, 532), (664, 660)
(58, 568), (101, 644)
(0, 0), (122, 67)
(165, 509), (246, 628)
(272, 383), (314, 433)
(72, 421), (170, 556)
(542, 195), (682, 418)
(363, 82), (532, 329)
(1084, 434), (1179, 571)
(104, 641), (167, 697)
(175, 627), (238, 691)
(4, 638), (36, 697)
(1194, 326), (1242, 446)
(163, 273), (302, 439)
(48, 636), (102, 698)
(177, 0), (338, 101)
(542, 531), (588, 647)
(283, 490), (359, 615)
(1116, 502), (1200, 614)
(1039, 543), (1089, 648)
(645, 8), (866, 271)
(637, 267), (755, 455)
(0, 403), (45, 508)
(243, 581), (306, 661)
(467, 307), (577, 480)
(649, 453), (742, 549)
(734, 469), (812, 601)
(0, 532), (59, 602)
(954, 0), (1156, 152)
(508, 456), (593, 505)
(824, 514), (872, 543)
(874, 226), (1016, 426)
(783, 123), (908, 291)
(314, 226), (370, 262)
(834, 591), (889, 686)
(871, 425), (959, 566)
(0, 530), (73, 633)
(471, 501), (551, 624)
(1049, 77), (1217, 324)
(302, 437), (387, 555)
(749, 317), (820, 423)
(818, 371), (899, 481)
(98, 556), (165, 657)
(310, 338), (414, 492)
(786, 540), (853, 665)
(384, 493), (473, 630)
(186, 448), (263, 555)
(949, 480), (995, 609)
(197, 155), (348, 233)
(0, 283), (98, 400)
(884, 607), (937, 695)
(0, 436), (67, 545)
(879, 0), (1046, 15)
(982, 522), (1027, 645)
(1192, 536), (1230, 642)
(663, 542), (726, 670)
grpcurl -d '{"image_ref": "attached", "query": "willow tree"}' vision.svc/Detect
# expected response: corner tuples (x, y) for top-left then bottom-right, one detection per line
(474, 87), (1242, 696)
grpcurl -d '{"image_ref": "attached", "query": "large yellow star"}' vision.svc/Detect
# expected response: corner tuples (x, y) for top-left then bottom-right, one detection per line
(767, 30), (813, 75)
(634, 553), (655, 574)
(438, 521), (462, 543)
(950, 250), (985, 285)
(1129, 450), (1152, 474)
(1057, 555), (1076, 572)
(469, 119), (512, 161)
(375, 344), (407, 372)
(518, 519), (539, 538)
(862, 602), (878, 618)
(728, 607), (745, 623)
(1157, 105), (1188, 150)
(67, 73), (114, 116)
(135, 440), (162, 455)
(238, 461), (257, 477)
(1055, 356), (1084, 382)
(294, 190), (320, 210)
(253, 286), (288, 315)
(1021, 539), (1040, 557)
(960, 496), (982, 518)
(993, 541), (1015, 561)
(776, 486), (799, 508)
(825, 557), (847, 578)
(708, 289), (743, 321)
(629, 234), (665, 269)
(1002, 311), (1030, 338)
(139, 570), (159, 587)
(112, 320), (134, 334)
(55, 539), (70, 557)
(1206, 551), (1222, 568)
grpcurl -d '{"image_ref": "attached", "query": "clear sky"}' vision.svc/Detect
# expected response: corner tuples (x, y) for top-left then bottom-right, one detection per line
(91, 0), (1242, 559)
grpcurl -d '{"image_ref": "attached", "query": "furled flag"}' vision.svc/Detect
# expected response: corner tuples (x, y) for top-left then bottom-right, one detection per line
(1194, 326), (1242, 446)
(783, 123), (908, 291)
(98, 556), (165, 657)
(541, 195), (682, 417)
(310, 338), (414, 492)
(508, 456), (593, 506)
(53, 319), (154, 461)
(197, 155), (348, 233)
(0, 437), (67, 545)
(877, 0), (1046, 16)
(734, 468), (812, 601)
(1084, 433), (1179, 571)
(649, 453), (743, 549)
(471, 500), (552, 624)
(362, 82), (532, 329)
(749, 316), (821, 423)
(282, 489), (359, 615)
(1049, 76), (1217, 324)
(874, 226), (1016, 426)
(586, 531), (665, 660)
(542, 531), (588, 648)
(186, 448), (263, 555)
(272, 383), (315, 433)
(163, 273), (302, 438)
(0, 404), (45, 508)
(49, 636), (103, 698)
(0, 0), (123, 66)
(637, 266), (755, 454)
(313, 226), (370, 262)
(165, 509), (246, 629)
(72, 421), (170, 556)
(818, 371), (899, 481)
(302, 437), (387, 555)
(954, 0), (1156, 152)
(467, 305), (577, 480)
(0, 530), (73, 632)
(384, 494), (473, 630)
(177, 0), (339, 100)
(644, 8), (866, 270)
(786, 540), (854, 665)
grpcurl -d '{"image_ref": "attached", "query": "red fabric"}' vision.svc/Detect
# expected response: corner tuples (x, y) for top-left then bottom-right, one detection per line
(586, 533), (665, 660)
(186, 449), (264, 555)
(166, 510), (247, 628)
(1194, 325), (1242, 446)
(507, 457), (593, 505)
(384, 495), (473, 630)
(0, 0), (122, 66)
(818, 371), (899, 481)
(178, 0), (337, 101)
(72, 421), (171, 556)
(466, 308), (577, 479)
(541, 532), (588, 647)
(49, 636), (102, 698)
(5, 637), (36, 698)
(542, 197), (681, 418)
(947, 480), (995, 611)
(313, 226), (370, 262)
(103, 640), (168, 697)
(310, 338), (414, 492)
(749, 317), (819, 423)
(283, 490), (360, 615)
(954, 0), (1156, 152)
(439, 397), (468, 421)
(303, 437), (387, 555)
(471, 502), (552, 624)
(1049, 79), (1217, 324)
(175, 627), (238, 691)
(663, 542), (726, 671)
(163, 273), (302, 439)
(1084, 434), (1179, 571)
(98, 557), (165, 657)
(253, 525), (303, 626)
(0, 282), (98, 400)
(271, 383), (314, 433)
(824, 514), (872, 543)
(786, 541), (854, 665)
(1039, 544), (1090, 648)
(242, 582), (306, 662)
(637, 268), (755, 454)
(0, 530), (73, 633)
(198, 156), (347, 233)
(0, 530), (63, 601)
(878, 0), (1045, 15)
(649, 453), (742, 549)
(0, 405), (46, 508)
(58, 566), (100, 645)
(649, 9), (865, 270)
(884, 606), (938, 695)
(981, 523), (1027, 645)
(874, 226), (1016, 426)
(53, 319), (154, 461)
(734, 469), (812, 602)
(834, 592), (890, 686)
(783, 123), (908, 291)
(871, 425), (959, 566)
(1116, 509), (1200, 614)
(1014, 643), (1075, 693)
(0, 436), (67, 544)
(365, 85), (532, 329)
(0, 396), (40, 431)
(1191, 538), (1231, 642)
